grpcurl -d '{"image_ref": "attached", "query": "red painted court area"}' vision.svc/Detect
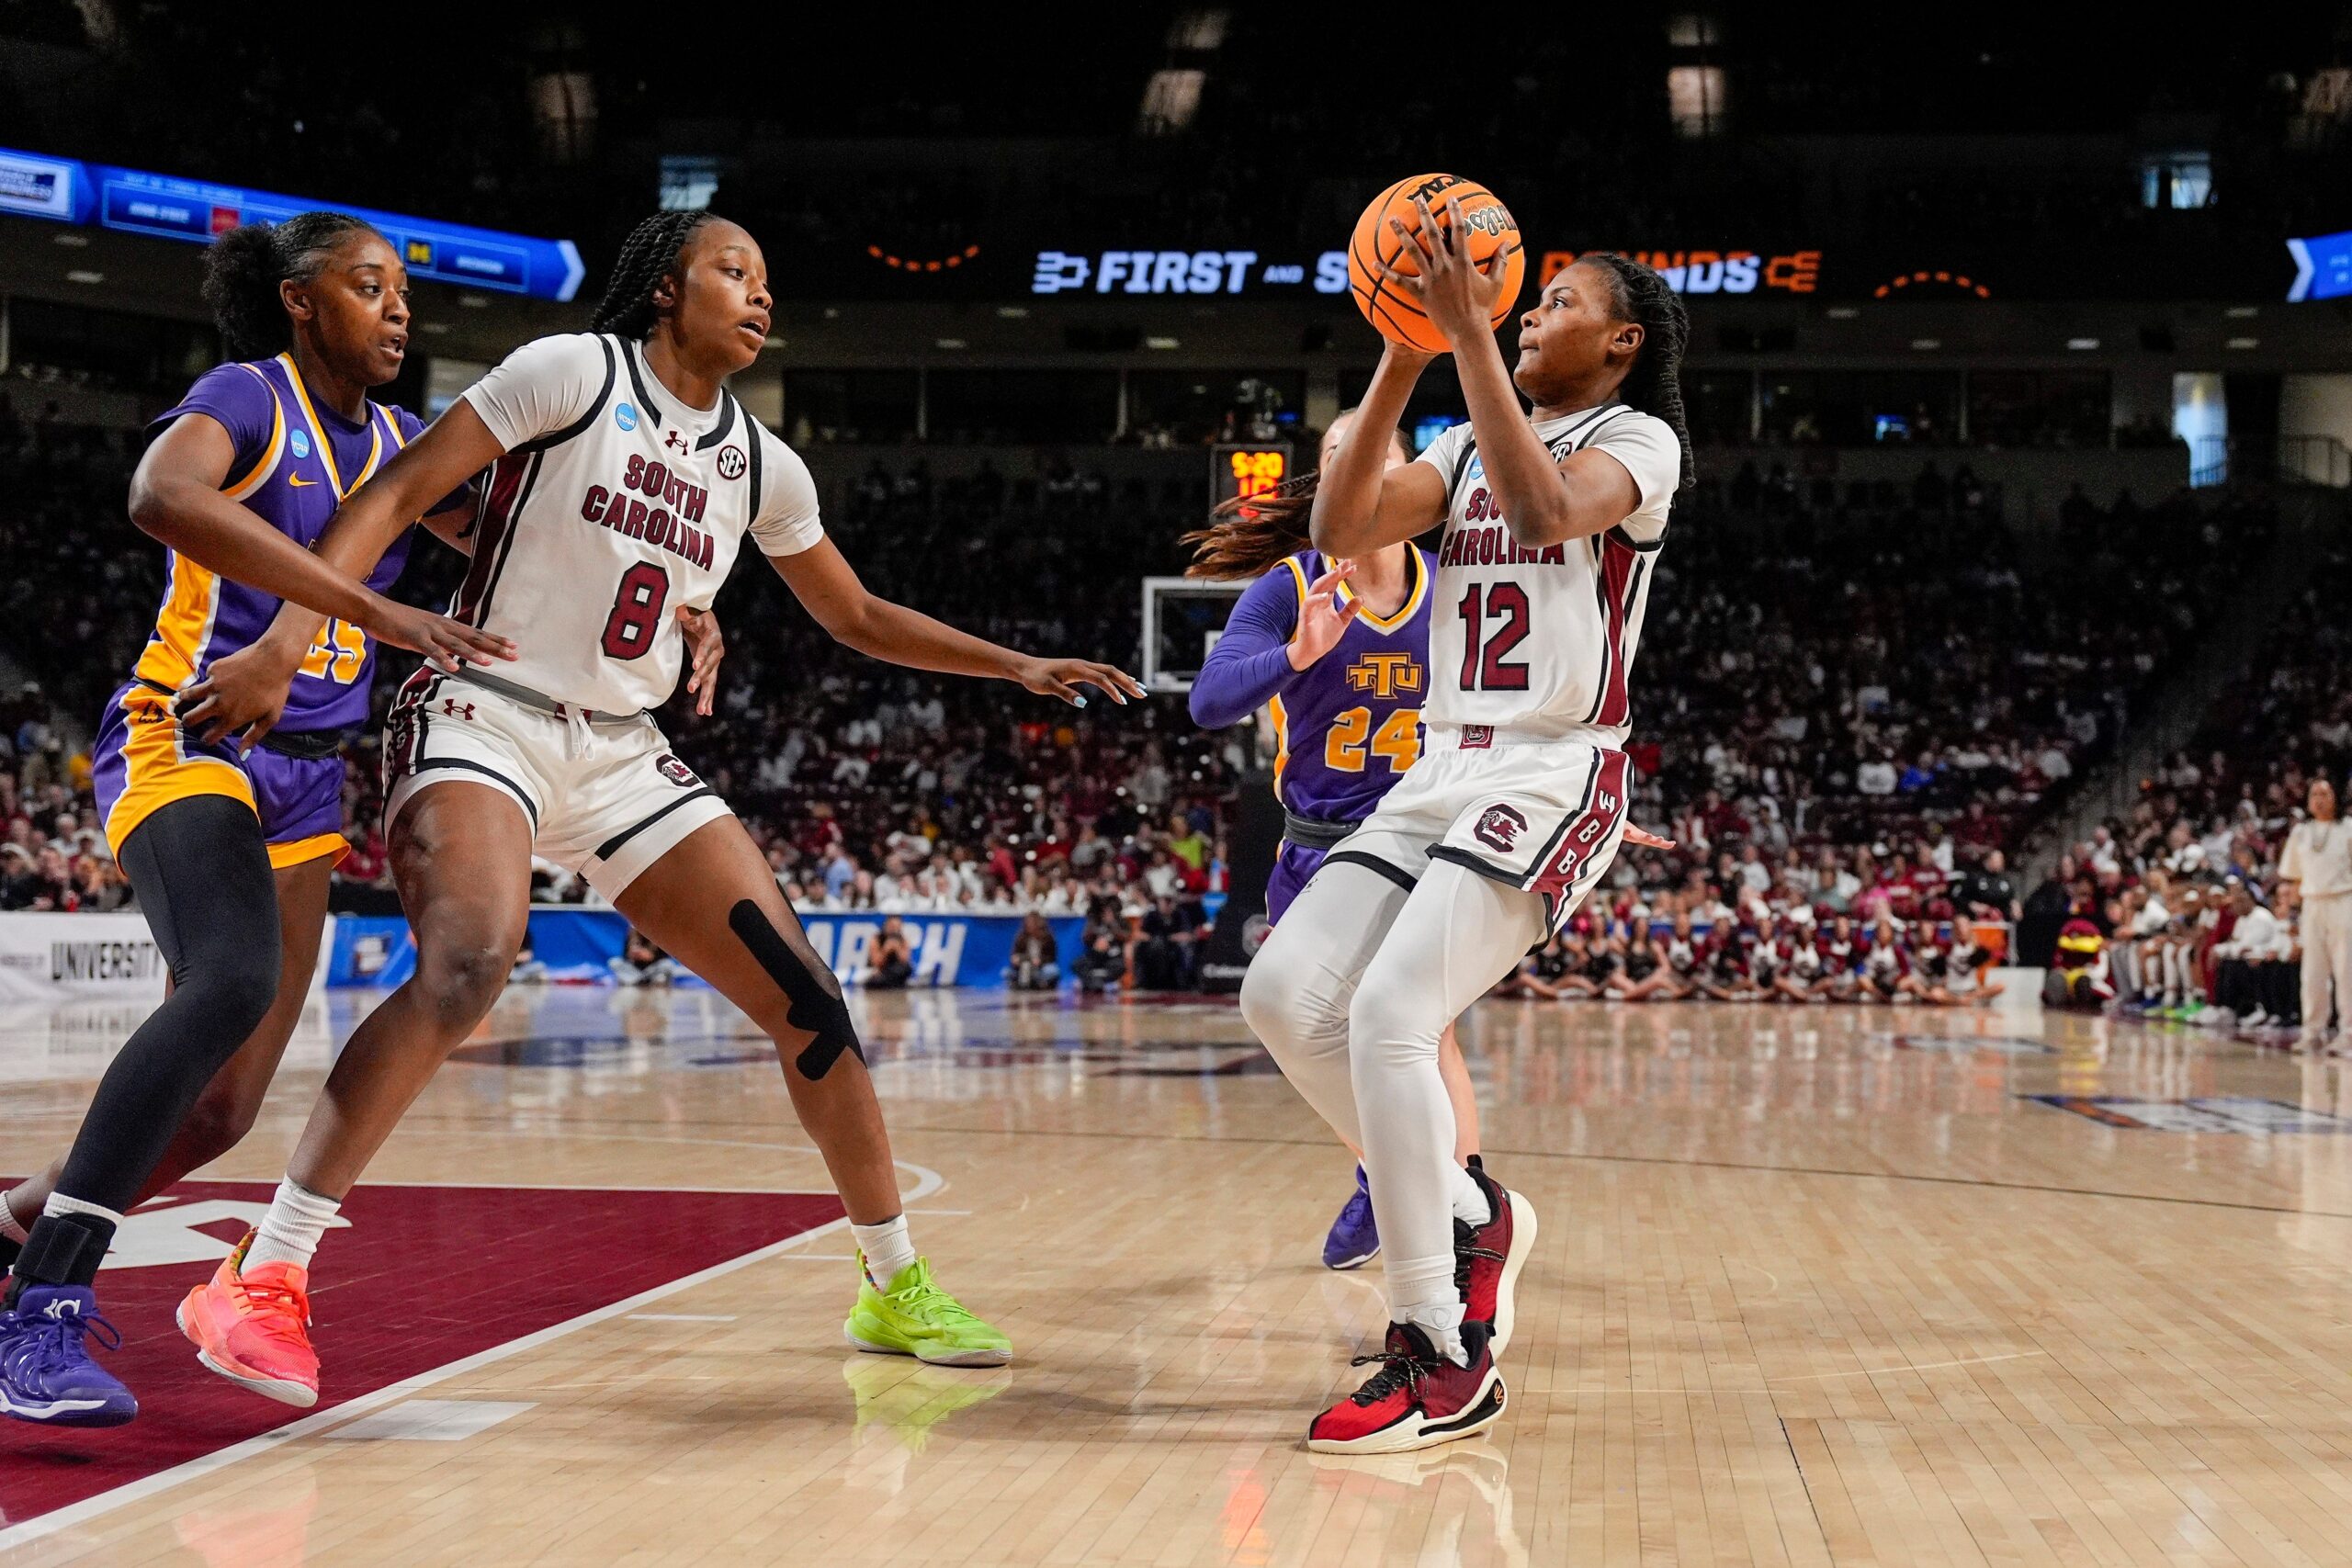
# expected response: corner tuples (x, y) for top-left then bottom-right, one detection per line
(0, 1179), (843, 1531)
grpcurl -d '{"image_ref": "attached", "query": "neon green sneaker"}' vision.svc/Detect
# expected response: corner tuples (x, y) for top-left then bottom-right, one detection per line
(843, 1256), (1012, 1367)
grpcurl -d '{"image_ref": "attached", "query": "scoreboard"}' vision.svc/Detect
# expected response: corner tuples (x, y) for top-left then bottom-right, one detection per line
(1212, 443), (1293, 506)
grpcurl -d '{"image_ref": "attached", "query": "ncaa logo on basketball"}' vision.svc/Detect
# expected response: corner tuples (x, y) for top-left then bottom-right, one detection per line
(717, 445), (747, 480)
(1474, 803), (1528, 852)
(615, 401), (639, 432)
(655, 753), (699, 788)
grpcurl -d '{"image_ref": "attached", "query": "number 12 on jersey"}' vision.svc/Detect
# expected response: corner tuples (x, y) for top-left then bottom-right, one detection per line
(1456, 581), (1531, 691)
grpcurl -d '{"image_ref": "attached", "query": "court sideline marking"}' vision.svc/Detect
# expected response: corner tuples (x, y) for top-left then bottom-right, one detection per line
(0, 1160), (948, 1554)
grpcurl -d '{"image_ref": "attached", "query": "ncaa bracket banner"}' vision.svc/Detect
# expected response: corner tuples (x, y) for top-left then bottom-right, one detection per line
(328, 909), (1088, 989)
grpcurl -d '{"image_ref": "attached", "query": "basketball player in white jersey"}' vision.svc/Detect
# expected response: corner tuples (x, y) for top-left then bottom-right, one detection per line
(170, 212), (1140, 1404)
(1240, 207), (1691, 1453)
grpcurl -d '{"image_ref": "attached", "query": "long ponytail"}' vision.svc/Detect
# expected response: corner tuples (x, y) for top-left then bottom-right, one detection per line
(200, 211), (379, 362)
(1182, 415), (1410, 580)
(1579, 252), (1696, 491)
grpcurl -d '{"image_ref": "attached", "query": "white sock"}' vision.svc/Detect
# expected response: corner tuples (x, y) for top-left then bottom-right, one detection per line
(1401, 1297), (1468, 1367)
(0, 1193), (29, 1245)
(852, 1216), (916, 1289)
(243, 1179), (342, 1273)
(41, 1191), (124, 1225)
(1449, 1164), (1490, 1226)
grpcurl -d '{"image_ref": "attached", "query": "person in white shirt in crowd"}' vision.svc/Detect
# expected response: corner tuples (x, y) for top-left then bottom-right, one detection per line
(2278, 777), (2352, 1051)
(2208, 880), (2293, 1029)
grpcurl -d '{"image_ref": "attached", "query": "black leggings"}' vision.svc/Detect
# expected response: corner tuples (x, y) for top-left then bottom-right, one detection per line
(52, 794), (281, 1214)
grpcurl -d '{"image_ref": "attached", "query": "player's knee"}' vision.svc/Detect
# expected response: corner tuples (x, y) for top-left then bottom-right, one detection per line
(1240, 954), (1342, 1056)
(178, 1079), (265, 1163)
(179, 941), (281, 1047)
(413, 933), (518, 1033)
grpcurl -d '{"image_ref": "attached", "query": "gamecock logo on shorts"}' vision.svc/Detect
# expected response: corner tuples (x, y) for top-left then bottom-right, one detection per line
(716, 446), (747, 480)
(654, 753), (699, 788)
(1473, 803), (1528, 853)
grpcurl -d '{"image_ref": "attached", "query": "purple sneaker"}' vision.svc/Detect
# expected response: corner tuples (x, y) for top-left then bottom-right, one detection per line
(0, 1285), (137, 1427)
(1322, 1165), (1381, 1270)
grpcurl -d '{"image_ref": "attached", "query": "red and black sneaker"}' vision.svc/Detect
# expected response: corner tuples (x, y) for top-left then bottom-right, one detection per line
(1456, 1156), (1537, 1354)
(1306, 1319), (1505, 1455)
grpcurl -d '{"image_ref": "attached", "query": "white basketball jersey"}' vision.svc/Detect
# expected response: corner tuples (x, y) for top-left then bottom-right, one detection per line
(1415, 405), (1681, 745)
(453, 333), (823, 715)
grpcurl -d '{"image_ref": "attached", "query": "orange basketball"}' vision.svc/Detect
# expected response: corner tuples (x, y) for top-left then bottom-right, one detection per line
(1348, 173), (1525, 353)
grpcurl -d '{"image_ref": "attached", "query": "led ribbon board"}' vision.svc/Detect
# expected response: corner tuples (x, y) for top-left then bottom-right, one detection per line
(0, 144), (585, 302)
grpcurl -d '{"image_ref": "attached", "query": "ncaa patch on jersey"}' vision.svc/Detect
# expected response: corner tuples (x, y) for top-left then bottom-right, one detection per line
(615, 401), (639, 432)
(290, 429), (312, 459)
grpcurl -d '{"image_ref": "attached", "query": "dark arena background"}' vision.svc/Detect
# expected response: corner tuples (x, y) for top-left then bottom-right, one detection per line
(4, 6), (2352, 1563)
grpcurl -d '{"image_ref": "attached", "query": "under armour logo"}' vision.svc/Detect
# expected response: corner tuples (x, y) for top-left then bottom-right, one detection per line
(441, 699), (475, 720)
(664, 429), (688, 453)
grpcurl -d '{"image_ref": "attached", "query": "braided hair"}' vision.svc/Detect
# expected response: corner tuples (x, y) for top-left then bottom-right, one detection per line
(200, 211), (379, 362)
(591, 210), (718, 339)
(1577, 252), (1696, 491)
(1182, 414), (1410, 580)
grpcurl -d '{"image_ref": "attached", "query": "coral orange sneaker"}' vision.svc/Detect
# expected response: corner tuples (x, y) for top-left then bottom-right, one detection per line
(176, 1231), (320, 1408)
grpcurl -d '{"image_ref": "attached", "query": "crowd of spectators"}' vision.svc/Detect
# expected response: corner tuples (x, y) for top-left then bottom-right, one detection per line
(0, 400), (2284, 1008)
(2009, 536), (2352, 1039)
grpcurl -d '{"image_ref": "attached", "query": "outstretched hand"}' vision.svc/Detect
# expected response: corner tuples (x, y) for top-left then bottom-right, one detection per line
(1623, 824), (1677, 851)
(1287, 560), (1362, 671)
(1015, 656), (1148, 708)
(1381, 195), (1520, 351)
(678, 605), (725, 716)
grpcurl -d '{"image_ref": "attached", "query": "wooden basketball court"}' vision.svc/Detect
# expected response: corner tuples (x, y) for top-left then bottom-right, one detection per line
(6, 986), (2352, 1566)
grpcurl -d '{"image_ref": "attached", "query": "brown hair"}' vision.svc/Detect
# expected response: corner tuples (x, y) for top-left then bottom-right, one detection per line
(1182, 414), (1410, 581)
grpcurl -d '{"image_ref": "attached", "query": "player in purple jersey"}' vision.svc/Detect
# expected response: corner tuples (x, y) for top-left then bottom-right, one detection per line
(1186, 412), (1481, 1272)
(0, 214), (522, 1427)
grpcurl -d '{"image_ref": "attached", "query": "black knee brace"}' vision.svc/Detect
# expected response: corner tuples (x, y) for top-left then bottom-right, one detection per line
(729, 900), (865, 1080)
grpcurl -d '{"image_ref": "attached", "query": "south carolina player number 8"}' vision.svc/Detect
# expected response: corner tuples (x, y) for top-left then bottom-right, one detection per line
(602, 561), (670, 660)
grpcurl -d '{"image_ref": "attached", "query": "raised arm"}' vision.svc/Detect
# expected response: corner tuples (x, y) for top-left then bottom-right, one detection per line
(1307, 345), (1447, 556)
(1380, 197), (1641, 549)
(770, 537), (1143, 707)
(1190, 560), (1346, 728)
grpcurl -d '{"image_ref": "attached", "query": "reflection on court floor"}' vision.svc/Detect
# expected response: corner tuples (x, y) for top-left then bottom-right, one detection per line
(6, 989), (2352, 1565)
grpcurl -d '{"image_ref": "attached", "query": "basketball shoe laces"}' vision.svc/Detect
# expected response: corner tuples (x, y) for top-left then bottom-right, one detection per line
(1453, 1215), (1505, 1299)
(888, 1269), (988, 1335)
(234, 1274), (314, 1337)
(5, 1298), (121, 1379)
(1345, 1342), (1434, 1407)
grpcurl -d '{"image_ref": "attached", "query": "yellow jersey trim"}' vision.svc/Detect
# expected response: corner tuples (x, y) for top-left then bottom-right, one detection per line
(219, 366), (288, 502)
(278, 353), (385, 500)
(1337, 547), (1428, 635)
(1268, 694), (1291, 805)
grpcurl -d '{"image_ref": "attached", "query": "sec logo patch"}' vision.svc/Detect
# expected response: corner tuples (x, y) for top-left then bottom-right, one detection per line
(716, 445), (746, 480)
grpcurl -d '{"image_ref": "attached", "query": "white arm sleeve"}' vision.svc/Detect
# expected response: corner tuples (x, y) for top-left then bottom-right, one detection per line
(749, 424), (825, 558)
(458, 333), (610, 452)
(1583, 412), (1683, 543)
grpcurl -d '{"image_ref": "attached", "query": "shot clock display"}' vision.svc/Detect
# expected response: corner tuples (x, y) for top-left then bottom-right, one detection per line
(1213, 443), (1292, 505)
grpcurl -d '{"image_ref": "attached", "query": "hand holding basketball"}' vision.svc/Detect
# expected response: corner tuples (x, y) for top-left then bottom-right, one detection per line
(1348, 174), (1523, 353)
(1385, 197), (1521, 352)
